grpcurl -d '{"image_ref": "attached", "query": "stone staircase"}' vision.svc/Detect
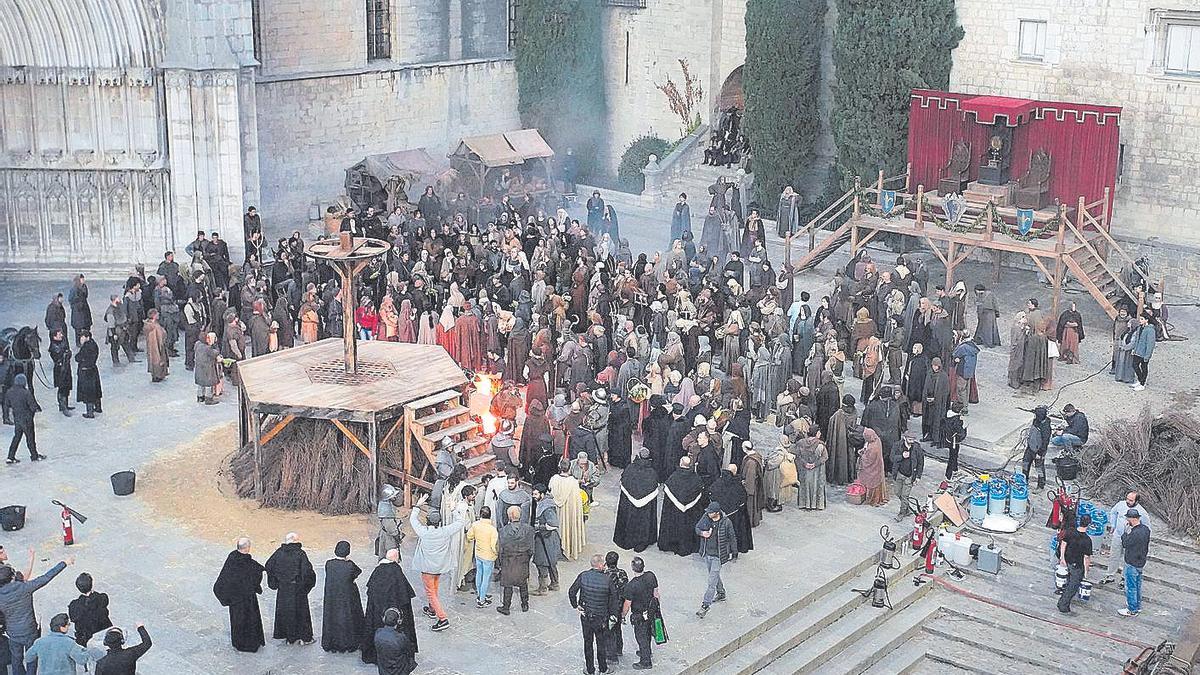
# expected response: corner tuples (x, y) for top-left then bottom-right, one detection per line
(687, 503), (1200, 675)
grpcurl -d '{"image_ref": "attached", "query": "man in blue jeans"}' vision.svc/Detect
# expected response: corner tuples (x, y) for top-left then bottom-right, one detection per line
(695, 501), (736, 618)
(1119, 509), (1151, 617)
(1050, 404), (1089, 450)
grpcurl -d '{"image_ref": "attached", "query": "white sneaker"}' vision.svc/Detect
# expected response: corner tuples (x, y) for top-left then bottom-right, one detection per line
(1133, 384), (1145, 391)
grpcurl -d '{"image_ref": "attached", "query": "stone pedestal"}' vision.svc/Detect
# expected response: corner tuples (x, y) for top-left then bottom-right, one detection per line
(963, 181), (1015, 206)
(978, 163), (1010, 186)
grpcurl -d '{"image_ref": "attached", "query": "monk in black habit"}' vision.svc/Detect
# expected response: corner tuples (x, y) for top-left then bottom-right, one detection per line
(212, 537), (266, 653)
(362, 549), (418, 664)
(643, 396), (673, 483)
(658, 457), (705, 556)
(321, 540), (366, 653)
(707, 465), (754, 554)
(614, 448), (660, 552)
(264, 533), (317, 644)
(606, 390), (634, 468)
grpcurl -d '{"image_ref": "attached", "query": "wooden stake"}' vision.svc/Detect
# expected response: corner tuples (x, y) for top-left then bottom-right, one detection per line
(853, 176), (862, 219)
(946, 240), (958, 288)
(984, 201), (994, 242)
(877, 170), (884, 206)
(252, 413), (263, 501)
(369, 418), (379, 507)
(905, 162), (912, 192)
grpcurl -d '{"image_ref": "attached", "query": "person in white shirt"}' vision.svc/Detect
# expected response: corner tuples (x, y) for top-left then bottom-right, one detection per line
(1101, 491), (1151, 586)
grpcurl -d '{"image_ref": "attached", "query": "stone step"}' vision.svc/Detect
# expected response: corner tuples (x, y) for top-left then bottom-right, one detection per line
(679, 554), (881, 675)
(917, 638), (1055, 675)
(760, 568), (933, 675)
(811, 594), (942, 675)
(922, 608), (1126, 674)
(857, 641), (926, 675)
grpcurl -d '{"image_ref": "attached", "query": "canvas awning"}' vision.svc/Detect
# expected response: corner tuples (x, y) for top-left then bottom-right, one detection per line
(451, 129), (555, 168)
(961, 95), (1038, 127)
(358, 148), (445, 184)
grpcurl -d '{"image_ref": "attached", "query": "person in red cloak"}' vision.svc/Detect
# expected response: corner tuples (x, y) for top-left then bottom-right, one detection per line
(455, 301), (483, 371)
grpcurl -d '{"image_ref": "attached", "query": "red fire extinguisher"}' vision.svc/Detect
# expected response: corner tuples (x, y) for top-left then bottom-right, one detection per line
(51, 500), (88, 546)
(61, 505), (74, 545)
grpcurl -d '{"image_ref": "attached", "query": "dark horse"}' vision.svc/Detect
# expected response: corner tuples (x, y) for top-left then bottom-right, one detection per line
(1, 326), (42, 402)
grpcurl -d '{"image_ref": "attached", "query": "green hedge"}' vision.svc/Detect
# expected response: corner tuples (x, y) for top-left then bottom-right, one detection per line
(832, 0), (963, 190)
(514, 0), (607, 179)
(617, 135), (671, 193)
(743, 0), (826, 207)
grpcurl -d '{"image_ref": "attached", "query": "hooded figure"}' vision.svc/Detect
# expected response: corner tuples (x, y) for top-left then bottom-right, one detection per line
(643, 396), (674, 483)
(793, 426), (828, 510)
(548, 462), (587, 560)
(658, 459), (705, 556)
(921, 357), (951, 447)
(321, 541), (366, 653)
(857, 428), (888, 506)
(614, 449), (660, 552)
(264, 538), (317, 644)
(973, 285), (1001, 347)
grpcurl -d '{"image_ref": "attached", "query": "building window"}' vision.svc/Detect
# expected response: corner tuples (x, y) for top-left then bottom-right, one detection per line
(1018, 20), (1047, 60)
(1165, 23), (1200, 75)
(367, 0), (391, 61)
(605, 0), (647, 7)
(508, 0), (519, 50)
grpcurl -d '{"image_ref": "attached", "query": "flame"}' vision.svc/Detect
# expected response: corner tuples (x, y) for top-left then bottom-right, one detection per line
(473, 372), (501, 396)
(482, 412), (498, 435)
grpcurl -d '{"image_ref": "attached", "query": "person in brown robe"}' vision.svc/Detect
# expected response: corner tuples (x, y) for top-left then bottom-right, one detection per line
(524, 348), (551, 412)
(144, 310), (170, 382)
(793, 422), (828, 510)
(1020, 300), (1051, 390)
(857, 428), (888, 506)
(396, 299), (416, 343)
(454, 302), (483, 371)
(299, 293), (321, 344)
(506, 318), (532, 383)
(740, 445), (765, 527)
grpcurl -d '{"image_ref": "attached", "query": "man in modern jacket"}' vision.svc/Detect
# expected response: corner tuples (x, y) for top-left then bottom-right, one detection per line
(694, 501), (736, 618)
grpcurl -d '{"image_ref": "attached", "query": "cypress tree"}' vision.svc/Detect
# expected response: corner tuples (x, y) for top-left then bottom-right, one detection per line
(513, 0), (606, 177)
(832, 0), (963, 188)
(743, 0), (827, 206)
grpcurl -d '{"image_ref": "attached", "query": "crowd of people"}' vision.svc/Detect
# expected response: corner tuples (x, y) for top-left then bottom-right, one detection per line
(0, 548), (152, 675)
(0, 178), (1174, 673)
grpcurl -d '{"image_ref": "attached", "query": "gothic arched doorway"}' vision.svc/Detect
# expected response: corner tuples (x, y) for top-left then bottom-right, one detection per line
(717, 66), (744, 111)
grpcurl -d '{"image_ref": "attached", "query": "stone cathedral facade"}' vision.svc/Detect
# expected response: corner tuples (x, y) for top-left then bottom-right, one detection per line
(0, 0), (516, 273)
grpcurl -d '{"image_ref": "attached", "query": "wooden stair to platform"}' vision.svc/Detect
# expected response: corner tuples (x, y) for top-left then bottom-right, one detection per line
(383, 387), (496, 505)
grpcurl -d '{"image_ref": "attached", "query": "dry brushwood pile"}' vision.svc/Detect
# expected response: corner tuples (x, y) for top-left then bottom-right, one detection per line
(1079, 405), (1200, 538)
(226, 419), (376, 515)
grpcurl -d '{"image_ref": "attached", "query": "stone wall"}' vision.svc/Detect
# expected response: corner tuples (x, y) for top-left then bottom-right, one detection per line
(598, 0), (746, 172)
(254, 59), (520, 230)
(950, 0), (1200, 246)
(257, 0), (364, 75)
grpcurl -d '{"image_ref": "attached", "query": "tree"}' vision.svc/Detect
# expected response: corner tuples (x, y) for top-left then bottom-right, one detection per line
(832, 0), (963, 189)
(514, 0), (607, 178)
(743, 0), (827, 206)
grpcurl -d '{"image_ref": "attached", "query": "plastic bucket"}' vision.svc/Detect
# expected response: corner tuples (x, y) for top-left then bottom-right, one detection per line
(1053, 455), (1080, 481)
(1078, 579), (1093, 602)
(988, 480), (1010, 515)
(111, 471), (136, 496)
(0, 505), (25, 531)
(1055, 564), (1069, 590)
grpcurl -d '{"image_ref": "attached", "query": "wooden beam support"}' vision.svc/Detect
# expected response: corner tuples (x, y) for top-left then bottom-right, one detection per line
(331, 419), (373, 459)
(915, 185), (925, 230)
(257, 414), (296, 447)
(380, 415), (405, 451)
(945, 240), (959, 288)
(369, 418), (379, 508)
(856, 227), (884, 250)
(1028, 254), (1055, 284)
(948, 245), (977, 270)
(923, 237), (949, 267)
(252, 413), (263, 501)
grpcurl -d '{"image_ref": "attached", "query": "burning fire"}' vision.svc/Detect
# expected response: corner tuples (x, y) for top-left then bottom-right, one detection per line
(473, 372), (502, 396)
(481, 412), (498, 435)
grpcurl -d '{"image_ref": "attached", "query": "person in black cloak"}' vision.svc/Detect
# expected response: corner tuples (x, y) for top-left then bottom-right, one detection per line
(643, 396), (673, 483)
(664, 403), (691, 478)
(321, 540), (366, 653)
(362, 549), (418, 664)
(264, 532), (317, 645)
(614, 448), (660, 552)
(920, 357), (951, 447)
(606, 389), (634, 468)
(212, 537), (266, 653)
(658, 457), (705, 556)
(706, 465), (754, 554)
(530, 442), (561, 489)
(373, 607), (418, 675)
(814, 370), (841, 438)
(903, 343), (930, 418)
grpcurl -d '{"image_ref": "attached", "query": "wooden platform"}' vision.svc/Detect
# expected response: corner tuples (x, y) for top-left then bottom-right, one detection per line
(236, 339), (467, 420)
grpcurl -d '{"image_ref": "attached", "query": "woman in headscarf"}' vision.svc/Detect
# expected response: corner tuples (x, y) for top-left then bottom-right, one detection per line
(672, 376), (698, 417)
(378, 295), (399, 341)
(857, 428), (888, 506)
(396, 298), (416, 343)
(436, 305), (458, 360)
(417, 310), (438, 345)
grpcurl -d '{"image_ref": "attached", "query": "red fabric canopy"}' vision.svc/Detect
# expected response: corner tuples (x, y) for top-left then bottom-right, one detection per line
(907, 89), (1121, 217)
(961, 95), (1038, 126)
